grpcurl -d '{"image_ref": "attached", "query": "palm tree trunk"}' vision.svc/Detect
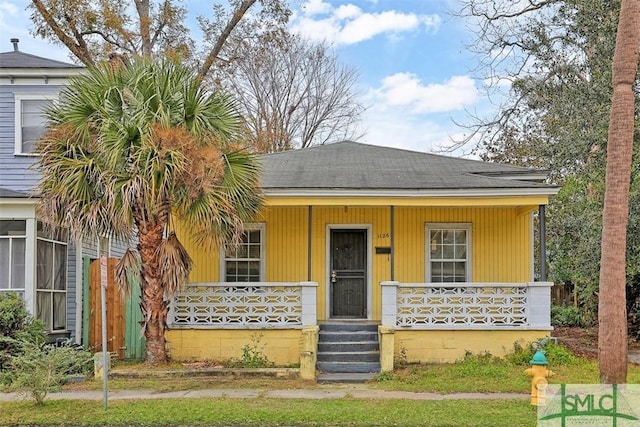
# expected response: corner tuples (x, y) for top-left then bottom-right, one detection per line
(598, 0), (640, 384)
(138, 219), (169, 364)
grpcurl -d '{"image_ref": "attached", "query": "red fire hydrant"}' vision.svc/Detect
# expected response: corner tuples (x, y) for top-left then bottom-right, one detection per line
(524, 349), (554, 406)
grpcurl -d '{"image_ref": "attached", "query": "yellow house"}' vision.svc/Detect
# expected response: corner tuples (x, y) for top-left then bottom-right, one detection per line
(166, 141), (559, 381)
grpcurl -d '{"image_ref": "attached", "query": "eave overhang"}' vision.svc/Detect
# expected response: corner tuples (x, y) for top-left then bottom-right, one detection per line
(263, 187), (560, 207)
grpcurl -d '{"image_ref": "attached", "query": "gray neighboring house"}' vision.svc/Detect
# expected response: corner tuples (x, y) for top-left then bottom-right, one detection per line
(0, 39), (92, 344)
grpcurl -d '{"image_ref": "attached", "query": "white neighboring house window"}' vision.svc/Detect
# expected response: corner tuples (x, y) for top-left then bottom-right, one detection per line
(221, 225), (265, 282)
(14, 94), (53, 155)
(0, 220), (27, 298)
(426, 223), (472, 283)
(36, 223), (68, 332)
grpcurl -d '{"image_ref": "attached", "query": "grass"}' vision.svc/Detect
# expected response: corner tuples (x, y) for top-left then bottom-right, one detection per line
(0, 398), (538, 426)
(3, 343), (640, 426)
(372, 353), (640, 393)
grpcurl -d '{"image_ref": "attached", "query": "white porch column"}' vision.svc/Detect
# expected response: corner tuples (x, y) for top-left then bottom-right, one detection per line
(300, 281), (318, 326)
(527, 281), (553, 329)
(381, 281), (399, 327)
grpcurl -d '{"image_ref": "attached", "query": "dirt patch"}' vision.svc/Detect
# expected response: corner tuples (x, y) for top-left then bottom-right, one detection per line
(553, 327), (640, 360)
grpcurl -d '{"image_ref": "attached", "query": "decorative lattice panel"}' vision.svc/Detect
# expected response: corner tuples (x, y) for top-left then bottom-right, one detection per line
(396, 285), (528, 328)
(170, 283), (302, 327)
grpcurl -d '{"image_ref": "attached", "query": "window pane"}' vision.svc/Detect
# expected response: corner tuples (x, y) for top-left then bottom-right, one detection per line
(37, 291), (52, 331)
(454, 262), (467, 281)
(21, 100), (47, 153)
(37, 222), (68, 241)
(235, 245), (249, 259)
(0, 240), (9, 289)
(455, 230), (467, 243)
(226, 261), (239, 282)
(248, 261), (260, 280)
(37, 240), (53, 289)
(248, 244), (260, 259)
(53, 292), (66, 330)
(0, 220), (26, 236)
(248, 230), (260, 243)
(442, 230), (454, 245)
(454, 243), (466, 259)
(54, 243), (66, 290)
(442, 244), (455, 259)
(12, 238), (26, 288)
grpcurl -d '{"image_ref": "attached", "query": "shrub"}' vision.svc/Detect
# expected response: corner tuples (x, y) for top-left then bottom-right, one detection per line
(3, 340), (93, 405)
(506, 339), (577, 366)
(0, 293), (45, 374)
(226, 334), (274, 368)
(551, 304), (583, 327)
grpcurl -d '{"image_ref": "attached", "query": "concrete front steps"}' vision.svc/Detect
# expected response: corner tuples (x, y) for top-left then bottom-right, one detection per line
(316, 322), (381, 383)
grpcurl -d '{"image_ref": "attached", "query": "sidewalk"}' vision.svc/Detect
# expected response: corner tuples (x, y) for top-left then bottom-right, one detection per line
(0, 387), (529, 402)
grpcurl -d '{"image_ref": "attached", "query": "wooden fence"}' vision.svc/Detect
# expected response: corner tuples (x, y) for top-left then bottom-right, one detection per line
(87, 257), (145, 360)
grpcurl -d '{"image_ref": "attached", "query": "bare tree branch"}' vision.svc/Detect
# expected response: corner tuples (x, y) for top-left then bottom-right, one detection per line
(197, 0), (257, 80)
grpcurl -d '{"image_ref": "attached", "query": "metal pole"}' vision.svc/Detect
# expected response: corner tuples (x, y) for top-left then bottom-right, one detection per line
(99, 238), (108, 409)
(390, 206), (395, 281)
(308, 206), (312, 281)
(539, 205), (547, 282)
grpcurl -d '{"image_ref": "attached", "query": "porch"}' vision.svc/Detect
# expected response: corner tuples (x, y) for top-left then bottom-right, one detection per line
(165, 280), (552, 373)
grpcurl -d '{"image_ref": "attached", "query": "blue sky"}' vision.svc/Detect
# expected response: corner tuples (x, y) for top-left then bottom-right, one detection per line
(0, 0), (488, 154)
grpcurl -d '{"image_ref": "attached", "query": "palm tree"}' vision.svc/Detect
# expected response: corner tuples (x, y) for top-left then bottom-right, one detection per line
(36, 57), (263, 364)
(598, 0), (640, 384)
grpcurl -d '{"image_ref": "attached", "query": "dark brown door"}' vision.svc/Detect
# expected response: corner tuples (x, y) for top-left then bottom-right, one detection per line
(330, 230), (367, 318)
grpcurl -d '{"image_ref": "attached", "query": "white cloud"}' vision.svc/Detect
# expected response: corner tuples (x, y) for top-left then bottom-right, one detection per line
(302, 0), (333, 16)
(291, 1), (441, 45)
(360, 105), (464, 155)
(335, 4), (361, 20)
(374, 73), (478, 114)
(0, 1), (19, 15)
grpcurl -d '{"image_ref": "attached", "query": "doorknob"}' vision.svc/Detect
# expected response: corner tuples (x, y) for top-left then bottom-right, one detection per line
(330, 270), (337, 283)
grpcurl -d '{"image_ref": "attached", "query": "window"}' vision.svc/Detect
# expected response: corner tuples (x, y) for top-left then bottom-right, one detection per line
(36, 223), (68, 331)
(0, 220), (27, 298)
(15, 95), (52, 155)
(222, 225), (264, 282)
(426, 224), (471, 283)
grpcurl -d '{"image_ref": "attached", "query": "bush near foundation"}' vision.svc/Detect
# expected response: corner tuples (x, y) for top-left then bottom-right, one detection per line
(0, 292), (45, 375)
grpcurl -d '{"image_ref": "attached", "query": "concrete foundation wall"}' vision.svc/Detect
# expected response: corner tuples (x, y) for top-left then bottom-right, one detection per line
(393, 330), (551, 363)
(165, 329), (303, 366)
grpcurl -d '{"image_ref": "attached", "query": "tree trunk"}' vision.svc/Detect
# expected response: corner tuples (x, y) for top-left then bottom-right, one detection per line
(137, 219), (169, 364)
(598, 0), (640, 384)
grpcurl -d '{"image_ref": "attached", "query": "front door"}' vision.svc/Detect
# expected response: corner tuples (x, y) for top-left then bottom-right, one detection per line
(330, 229), (367, 318)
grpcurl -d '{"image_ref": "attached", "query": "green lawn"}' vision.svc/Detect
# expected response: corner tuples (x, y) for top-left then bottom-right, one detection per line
(2, 345), (639, 426)
(372, 358), (640, 393)
(0, 398), (538, 426)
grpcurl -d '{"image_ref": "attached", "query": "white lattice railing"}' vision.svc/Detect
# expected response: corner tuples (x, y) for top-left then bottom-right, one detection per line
(381, 281), (552, 330)
(168, 282), (318, 329)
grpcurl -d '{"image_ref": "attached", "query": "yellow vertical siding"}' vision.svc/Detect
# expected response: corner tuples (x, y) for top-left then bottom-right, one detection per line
(261, 207), (308, 282)
(394, 207), (532, 283)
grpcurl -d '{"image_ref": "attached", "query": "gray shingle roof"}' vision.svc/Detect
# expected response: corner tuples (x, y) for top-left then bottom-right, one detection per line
(258, 141), (556, 192)
(0, 50), (80, 69)
(0, 187), (30, 198)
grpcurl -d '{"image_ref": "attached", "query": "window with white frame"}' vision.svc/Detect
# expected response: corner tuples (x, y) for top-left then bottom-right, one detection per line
(426, 223), (472, 282)
(15, 95), (52, 155)
(36, 223), (68, 331)
(222, 225), (264, 282)
(0, 220), (27, 298)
